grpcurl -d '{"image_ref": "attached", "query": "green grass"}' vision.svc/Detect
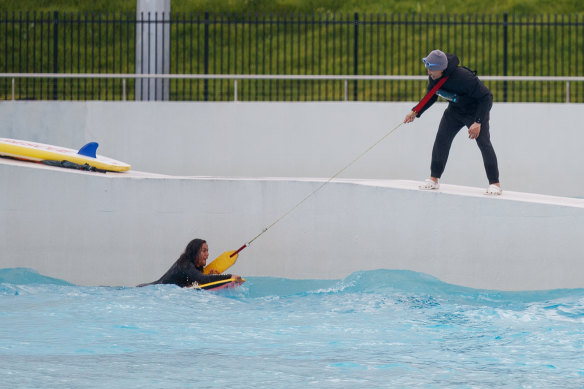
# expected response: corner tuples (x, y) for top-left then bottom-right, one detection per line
(1, 0), (583, 14)
(1, 1), (583, 102)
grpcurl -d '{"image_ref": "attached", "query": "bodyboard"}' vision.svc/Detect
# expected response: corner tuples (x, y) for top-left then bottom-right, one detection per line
(188, 277), (245, 291)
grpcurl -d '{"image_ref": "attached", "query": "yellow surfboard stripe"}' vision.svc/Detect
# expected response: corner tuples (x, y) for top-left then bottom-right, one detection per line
(0, 138), (131, 172)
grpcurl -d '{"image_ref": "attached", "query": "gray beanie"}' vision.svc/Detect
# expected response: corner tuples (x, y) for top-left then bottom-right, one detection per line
(423, 50), (448, 71)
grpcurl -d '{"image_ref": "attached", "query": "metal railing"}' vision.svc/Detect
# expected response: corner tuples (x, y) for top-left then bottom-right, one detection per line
(2, 12), (583, 102)
(2, 73), (583, 103)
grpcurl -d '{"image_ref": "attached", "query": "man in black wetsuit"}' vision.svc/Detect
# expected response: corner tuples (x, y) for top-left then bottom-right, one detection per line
(404, 49), (502, 195)
(138, 238), (242, 288)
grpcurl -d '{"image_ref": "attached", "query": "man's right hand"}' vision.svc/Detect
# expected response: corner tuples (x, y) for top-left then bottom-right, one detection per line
(403, 111), (417, 123)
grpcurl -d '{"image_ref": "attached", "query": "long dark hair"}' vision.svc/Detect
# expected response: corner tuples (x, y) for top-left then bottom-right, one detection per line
(177, 238), (206, 265)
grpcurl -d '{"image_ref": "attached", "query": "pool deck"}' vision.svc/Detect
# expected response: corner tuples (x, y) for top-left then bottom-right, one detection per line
(1, 157), (583, 291)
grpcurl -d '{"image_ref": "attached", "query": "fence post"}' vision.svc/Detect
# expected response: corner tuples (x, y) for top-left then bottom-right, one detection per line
(503, 13), (508, 102)
(135, 0), (170, 101)
(566, 81), (570, 103)
(53, 11), (59, 100)
(353, 12), (359, 101)
(203, 11), (210, 101)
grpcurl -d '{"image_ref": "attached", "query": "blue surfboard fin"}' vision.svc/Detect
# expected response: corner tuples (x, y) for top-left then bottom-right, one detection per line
(77, 142), (98, 158)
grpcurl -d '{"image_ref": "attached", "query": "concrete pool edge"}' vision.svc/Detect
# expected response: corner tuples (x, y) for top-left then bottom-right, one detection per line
(2, 157), (583, 291)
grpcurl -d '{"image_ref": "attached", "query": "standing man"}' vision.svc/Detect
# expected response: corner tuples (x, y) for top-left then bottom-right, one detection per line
(404, 50), (502, 195)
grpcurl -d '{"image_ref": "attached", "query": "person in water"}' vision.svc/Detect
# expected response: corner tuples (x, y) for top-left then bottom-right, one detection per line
(138, 238), (242, 287)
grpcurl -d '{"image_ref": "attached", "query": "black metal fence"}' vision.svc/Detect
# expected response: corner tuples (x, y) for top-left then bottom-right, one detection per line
(1, 11), (583, 102)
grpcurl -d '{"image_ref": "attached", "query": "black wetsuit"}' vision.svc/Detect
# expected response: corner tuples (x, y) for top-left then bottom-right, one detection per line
(138, 260), (232, 288)
(414, 54), (500, 184)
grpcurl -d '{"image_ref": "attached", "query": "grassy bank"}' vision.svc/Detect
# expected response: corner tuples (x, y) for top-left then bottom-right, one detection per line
(1, 0), (583, 15)
(1, 2), (583, 102)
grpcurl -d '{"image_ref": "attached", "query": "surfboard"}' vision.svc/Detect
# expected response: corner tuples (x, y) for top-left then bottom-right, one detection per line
(189, 277), (246, 291)
(0, 138), (131, 172)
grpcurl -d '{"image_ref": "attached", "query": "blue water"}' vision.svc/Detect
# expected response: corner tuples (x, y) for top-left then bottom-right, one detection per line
(1, 268), (584, 388)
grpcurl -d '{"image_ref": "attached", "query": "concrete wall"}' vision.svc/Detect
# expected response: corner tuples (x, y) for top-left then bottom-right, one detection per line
(1, 158), (583, 291)
(1, 101), (584, 291)
(0, 101), (583, 198)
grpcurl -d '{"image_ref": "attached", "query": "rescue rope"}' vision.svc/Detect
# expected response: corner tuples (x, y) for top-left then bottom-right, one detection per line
(231, 120), (405, 257)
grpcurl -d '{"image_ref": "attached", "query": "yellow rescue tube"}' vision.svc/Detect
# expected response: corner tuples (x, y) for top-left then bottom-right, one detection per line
(204, 250), (239, 274)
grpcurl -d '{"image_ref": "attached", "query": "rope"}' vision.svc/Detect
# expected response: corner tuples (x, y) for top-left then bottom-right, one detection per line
(234, 120), (405, 254)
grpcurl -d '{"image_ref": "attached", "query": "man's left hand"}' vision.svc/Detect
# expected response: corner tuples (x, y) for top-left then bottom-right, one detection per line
(468, 122), (481, 139)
